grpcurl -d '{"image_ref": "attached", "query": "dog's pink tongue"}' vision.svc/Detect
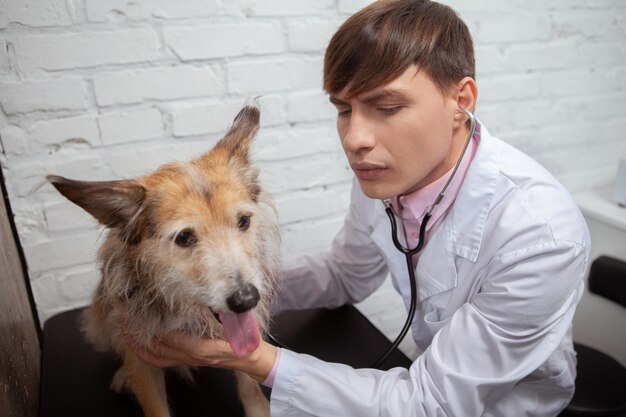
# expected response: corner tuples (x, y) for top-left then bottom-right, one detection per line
(218, 310), (261, 357)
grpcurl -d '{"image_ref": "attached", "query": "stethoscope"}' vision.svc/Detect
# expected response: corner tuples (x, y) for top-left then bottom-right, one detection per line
(269, 108), (477, 369)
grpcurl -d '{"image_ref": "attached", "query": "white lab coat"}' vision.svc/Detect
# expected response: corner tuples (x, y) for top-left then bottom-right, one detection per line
(270, 124), (590, 417)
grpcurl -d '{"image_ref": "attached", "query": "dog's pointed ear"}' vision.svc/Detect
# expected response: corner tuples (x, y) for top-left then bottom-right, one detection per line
(47, 175), (146, 230)
(214, 102), (260, 162)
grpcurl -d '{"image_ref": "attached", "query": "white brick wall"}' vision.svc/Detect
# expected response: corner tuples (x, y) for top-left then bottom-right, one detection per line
(0, 1), (625, 328)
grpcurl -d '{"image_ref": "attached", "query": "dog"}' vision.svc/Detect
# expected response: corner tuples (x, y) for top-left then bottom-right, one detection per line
(47, 103), (280, 417)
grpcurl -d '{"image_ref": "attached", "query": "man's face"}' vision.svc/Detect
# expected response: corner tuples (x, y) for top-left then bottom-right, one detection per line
(330, 65), (466, 200)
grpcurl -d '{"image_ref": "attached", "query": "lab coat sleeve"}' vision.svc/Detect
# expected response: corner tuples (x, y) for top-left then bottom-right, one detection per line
(273, 182), (389, 313)
(269, 239), (587, 417)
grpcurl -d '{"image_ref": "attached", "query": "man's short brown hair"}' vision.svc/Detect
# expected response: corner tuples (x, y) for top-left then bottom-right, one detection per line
(323, 0), (475, 98)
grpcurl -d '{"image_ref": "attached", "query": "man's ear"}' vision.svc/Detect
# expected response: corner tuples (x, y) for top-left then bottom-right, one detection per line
(47, 175), (146, 231)
(453, 77), (478, 128)
(214, 102), (260, 163)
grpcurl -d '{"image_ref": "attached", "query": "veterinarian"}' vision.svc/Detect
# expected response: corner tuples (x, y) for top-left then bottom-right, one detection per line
(132, 1), (590, 415)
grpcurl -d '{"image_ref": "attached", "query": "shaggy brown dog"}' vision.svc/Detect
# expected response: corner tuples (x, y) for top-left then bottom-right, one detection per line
(48, 103), (280, 417)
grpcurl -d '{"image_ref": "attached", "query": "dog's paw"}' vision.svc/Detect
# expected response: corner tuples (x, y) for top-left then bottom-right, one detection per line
(110, 367), (130, 393)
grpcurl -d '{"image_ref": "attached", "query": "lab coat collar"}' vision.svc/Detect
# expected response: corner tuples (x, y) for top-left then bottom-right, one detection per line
(446, 122), (500, 262)
(369, 122), (501, 303)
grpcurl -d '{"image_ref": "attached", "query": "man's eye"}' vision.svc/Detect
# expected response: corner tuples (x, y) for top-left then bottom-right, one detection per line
(175, 229), (197, 247)
(378, 106), (402, 115)
(337, 108), (352, 117)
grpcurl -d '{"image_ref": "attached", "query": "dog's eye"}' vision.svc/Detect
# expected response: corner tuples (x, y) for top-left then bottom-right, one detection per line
(175, 229), (197, 247)
(237, 215), (251, 231)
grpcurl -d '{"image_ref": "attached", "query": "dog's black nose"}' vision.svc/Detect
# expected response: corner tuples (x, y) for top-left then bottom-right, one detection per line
(226, 283), (260, 314)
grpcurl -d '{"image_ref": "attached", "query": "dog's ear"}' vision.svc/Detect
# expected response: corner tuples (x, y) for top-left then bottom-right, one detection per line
(47, 175), (146, 232)
(214, 102), (260, 163)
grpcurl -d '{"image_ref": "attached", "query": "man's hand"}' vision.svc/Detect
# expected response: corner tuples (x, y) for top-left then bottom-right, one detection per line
(126, 333), (278, 383)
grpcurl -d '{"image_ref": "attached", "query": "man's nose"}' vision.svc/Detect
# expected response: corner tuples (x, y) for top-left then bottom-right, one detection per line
(341, 112), (376, 154)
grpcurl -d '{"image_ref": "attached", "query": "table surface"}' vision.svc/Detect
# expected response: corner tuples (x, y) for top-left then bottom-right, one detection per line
(40, 305), (412, 417)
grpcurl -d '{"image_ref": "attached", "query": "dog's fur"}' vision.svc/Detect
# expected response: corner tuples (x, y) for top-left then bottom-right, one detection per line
(47, 104), (280, 417)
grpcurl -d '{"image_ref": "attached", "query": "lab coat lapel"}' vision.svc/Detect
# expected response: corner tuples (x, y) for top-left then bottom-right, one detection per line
(417, 123), (501, 295)
(415, 220), (458, 301)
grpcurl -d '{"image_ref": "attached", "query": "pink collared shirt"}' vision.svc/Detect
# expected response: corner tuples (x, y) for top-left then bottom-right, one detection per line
(264, 124), (481, 388)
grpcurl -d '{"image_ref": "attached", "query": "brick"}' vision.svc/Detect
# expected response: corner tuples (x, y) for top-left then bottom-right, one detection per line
(475, 12), (551, 43)
(0, 124), (28, 156)
(14, 29), (161, 71)
(287, 19), (340, 52)
(552, 11), (623, 40)
(107, 141), (210, 178)
(505, 43), (582, 72)
(572, 93), (626, 121)
(259, 153), (352, 194)
(0, 0), (72, 28)
(227, 57), (323, 94)
(275, 184), (351, 225)
(29, 115), (100, 147)
(98, 108), (164, 145)
(535, 139), (625, 176)
(478, 74), (541, 103)
(579, 40), (626, 68)
(44, 199), (98, 232)
(532, 123), (597, 153)
(0, 38), (11, 77)
(57, 267), (100, 302)
(30, 275), (63, 319)
(476, 99), (571, 133)
(475, 46), (510, 75)
(539, 68), (617, 98)
(256, 96), (286, 128)
(282, 217), (344, 254)
(253, 126), (339, 161)
(287, 91), (336, 123)
(338, 0), (373, 14)
(6, 153), (105, 197)
(0, 78), (87, 114)
(170, 96), (284, 137)
(165, 22), (284, 61)
(172, 101), (245, 137)
(25, 229), (100, 273)
(244, 0), (335, 16)
(85, 0), (219, 22)
(94, 66), (223, 106)
(11, 205), (45, 242)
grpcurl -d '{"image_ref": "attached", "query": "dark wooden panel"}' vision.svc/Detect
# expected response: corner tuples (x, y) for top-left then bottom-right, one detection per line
(0, 183), (40, 417)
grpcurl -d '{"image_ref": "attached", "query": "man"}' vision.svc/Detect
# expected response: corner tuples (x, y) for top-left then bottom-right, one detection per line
(133, 1), (590, 415)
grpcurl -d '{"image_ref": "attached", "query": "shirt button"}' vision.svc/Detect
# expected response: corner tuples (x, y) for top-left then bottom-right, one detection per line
(411, 232), (419, 239)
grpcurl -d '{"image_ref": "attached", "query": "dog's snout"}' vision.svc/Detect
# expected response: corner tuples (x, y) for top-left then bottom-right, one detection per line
(226, 283), (260, 314)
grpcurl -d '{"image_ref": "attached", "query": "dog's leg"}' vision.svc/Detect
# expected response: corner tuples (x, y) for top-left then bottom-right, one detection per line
(123, 350), (170, 417)
(235, 371), (270, 417)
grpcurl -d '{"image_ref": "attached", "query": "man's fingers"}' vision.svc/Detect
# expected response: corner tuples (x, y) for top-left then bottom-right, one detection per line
(125, 332), (237, 368)
(130, 343), (182, 368)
